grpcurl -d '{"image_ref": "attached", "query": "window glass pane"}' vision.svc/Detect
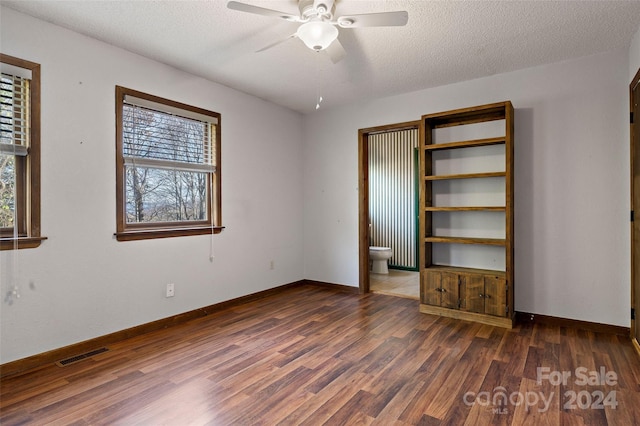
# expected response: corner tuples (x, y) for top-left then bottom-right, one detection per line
(0, 154), (15, 228)
(125, 165), (208, 224)
(123, 104), (211, 166)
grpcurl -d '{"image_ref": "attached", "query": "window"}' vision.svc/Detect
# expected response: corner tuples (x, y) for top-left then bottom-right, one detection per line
(0, 54), (43, 250)
(115, 86), (222, 241)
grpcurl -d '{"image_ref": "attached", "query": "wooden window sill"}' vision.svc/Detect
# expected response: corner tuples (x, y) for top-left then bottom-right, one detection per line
(115, 226), (225, 241)
(0, 236), (48, 250)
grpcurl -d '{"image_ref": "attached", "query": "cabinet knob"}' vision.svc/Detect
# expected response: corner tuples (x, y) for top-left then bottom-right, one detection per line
(479, 293), (485, 298)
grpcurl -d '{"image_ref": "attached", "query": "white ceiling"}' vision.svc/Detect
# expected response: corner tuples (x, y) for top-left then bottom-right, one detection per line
(3, 0), (640, 113)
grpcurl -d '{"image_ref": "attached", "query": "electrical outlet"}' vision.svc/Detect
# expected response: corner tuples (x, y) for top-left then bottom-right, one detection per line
(270, 260), (275, 270)
(166, 283), (175, 298)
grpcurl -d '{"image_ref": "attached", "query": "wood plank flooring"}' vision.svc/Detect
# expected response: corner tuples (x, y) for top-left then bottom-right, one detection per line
(1, 284), (639, 425)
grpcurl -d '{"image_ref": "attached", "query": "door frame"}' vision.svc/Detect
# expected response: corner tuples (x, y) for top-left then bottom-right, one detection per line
(631, 67), (640, 354)
(358, 120), (421, 293)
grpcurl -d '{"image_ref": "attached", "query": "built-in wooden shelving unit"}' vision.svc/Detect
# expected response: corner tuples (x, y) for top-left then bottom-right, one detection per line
(419, 101), (514, 328)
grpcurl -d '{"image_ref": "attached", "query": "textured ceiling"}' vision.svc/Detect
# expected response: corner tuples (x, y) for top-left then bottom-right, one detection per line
(3, 0), (640, 113)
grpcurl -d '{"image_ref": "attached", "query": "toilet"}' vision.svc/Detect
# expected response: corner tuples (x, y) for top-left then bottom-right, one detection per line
(369, 246), (393, 274)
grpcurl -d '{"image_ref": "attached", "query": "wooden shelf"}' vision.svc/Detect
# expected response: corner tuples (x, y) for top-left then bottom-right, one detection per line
(422, 102), (509, 128)
(424, 171), (505, 181)
(424, 137), (505, 151)
(425, 265), (506, 276)
(425, 206), (505, 212)
(425, 236), (506, 246)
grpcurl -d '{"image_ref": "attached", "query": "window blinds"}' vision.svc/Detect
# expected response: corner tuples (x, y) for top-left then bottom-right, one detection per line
(0, 73), (29, 157)
(122, 98), (215, 174)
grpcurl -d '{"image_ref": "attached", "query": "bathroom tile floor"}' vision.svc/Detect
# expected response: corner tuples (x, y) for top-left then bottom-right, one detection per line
(370, 269), (419, 300)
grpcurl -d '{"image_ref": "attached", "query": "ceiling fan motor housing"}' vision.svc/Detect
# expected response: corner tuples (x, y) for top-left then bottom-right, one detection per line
(300, 0), (336, 20)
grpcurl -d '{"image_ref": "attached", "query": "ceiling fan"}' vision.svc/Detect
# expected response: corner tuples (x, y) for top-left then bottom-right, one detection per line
(227, 0), (409, 63)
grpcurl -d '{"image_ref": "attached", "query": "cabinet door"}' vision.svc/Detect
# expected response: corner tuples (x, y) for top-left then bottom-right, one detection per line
(440, 272), (459, 309)
(422, 271), (442, 306)
(484, 276), (507, 317)
(460, 274), (484, 313)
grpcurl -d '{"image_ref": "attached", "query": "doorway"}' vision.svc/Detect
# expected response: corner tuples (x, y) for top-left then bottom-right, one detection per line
(631, 68), (640, 353)
(358, 120), (420, 297)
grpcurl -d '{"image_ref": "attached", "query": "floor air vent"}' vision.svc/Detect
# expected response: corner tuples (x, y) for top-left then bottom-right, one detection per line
(56, 347), (109, 367)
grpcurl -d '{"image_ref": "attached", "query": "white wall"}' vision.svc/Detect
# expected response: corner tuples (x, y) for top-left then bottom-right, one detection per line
(630, 24), (640, 80)
(0, 7), (304, 364)
(303, 49), (630, 327)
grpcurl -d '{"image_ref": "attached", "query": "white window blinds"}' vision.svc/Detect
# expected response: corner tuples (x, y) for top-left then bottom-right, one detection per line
(0, 72), (29, 157)
(122, 96), (216, 173)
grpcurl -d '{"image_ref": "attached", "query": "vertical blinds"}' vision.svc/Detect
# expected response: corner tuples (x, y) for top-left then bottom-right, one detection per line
(122, 99), (215, 173)
(0, 72), (29, 156)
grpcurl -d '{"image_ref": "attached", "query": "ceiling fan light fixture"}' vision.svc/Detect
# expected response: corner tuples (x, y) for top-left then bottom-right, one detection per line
(297, 21), (338, 51)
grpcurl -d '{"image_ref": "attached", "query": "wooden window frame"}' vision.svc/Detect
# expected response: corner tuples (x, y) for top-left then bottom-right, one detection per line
(0, 54), (45, 250)
(115, 86), (223, 241)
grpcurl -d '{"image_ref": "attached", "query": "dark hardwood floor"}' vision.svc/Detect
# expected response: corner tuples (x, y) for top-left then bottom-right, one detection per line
(1, 284), (639, 425)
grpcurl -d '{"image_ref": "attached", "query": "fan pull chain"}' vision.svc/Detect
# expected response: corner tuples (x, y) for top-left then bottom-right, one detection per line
(315, 51), (323, 110)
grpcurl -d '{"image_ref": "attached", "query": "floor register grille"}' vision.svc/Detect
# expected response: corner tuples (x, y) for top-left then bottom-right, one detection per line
(55, 347), (109, 367)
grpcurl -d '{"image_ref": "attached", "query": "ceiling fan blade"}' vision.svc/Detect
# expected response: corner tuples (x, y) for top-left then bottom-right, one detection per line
(325, 38), (346, 64)
(256, 34), (298, 53)
(227, 1), (300, 21)
(337, 11), (408, 28)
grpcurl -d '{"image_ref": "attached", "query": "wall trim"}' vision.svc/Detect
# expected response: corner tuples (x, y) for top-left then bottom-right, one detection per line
(515, 311), (630, 336)
(304, 280), (360, 294)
